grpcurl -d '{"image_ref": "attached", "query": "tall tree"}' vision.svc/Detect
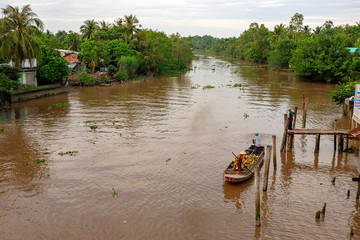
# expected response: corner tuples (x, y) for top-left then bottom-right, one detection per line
(80, 19), (99, 40)
(64, 31), (81, 51)
(99, 20), (111, 30)
(0, 4), (43, 68)
(123, 14), (140, 43)
(289, 13), (304, 41)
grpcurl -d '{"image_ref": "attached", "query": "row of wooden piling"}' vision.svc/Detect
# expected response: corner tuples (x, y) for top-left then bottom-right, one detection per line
(255, 142), (276, 226)
(254, 93), (359, 231)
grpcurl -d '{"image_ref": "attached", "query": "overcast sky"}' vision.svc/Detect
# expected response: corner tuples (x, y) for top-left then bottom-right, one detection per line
(1, 0), (360, 38)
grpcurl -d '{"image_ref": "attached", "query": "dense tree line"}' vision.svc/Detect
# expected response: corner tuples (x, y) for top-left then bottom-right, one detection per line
(189, 13), (360, 103)
(0, 4), (193, 90)
(35, 15), (193, 80)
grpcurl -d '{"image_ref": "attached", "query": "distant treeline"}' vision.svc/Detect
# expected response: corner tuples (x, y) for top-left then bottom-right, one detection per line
(188, 13), (360, 86)
(187, 13), (360, 104)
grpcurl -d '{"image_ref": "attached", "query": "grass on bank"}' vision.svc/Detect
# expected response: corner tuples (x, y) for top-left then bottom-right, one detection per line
(10, 84), (63, 95)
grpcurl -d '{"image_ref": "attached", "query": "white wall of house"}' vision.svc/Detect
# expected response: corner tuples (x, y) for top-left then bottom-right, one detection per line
(20, 71), (37, 87)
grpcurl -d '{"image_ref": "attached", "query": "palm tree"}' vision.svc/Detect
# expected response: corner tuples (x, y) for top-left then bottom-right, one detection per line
(99, 20), (111, 30)
(273, 23), (286, 42)
(123, 14), (140, 36)
(114, 18), (123, 27)
(80, 19), (98, 40)
(0, 4), (43, 68)
(303, 25), (311, 36)
(64, 31), (81, 51)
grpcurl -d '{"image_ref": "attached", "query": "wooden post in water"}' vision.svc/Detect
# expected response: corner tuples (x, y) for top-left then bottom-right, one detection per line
(287, 133), (292, 151)
(339, 136), (344, 152)
(255, 167), (261, 226)
(263, 145), (272, 192)
(293, 106), (298, 129)
(286, 106), (298, 151)
(281, 114), (288, 152)
(357, 174), (360, 200)
(272, 135), (277, 170)
(315, 134), (320, 152)
(302, 93), (307, 128)
(334, 120), (337, 150)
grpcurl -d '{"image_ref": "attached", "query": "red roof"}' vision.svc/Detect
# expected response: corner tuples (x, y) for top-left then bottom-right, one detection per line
(348, 126), (360, 139)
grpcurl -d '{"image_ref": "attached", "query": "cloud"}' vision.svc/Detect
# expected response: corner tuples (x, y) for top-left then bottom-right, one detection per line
(259, 1), (284, 8)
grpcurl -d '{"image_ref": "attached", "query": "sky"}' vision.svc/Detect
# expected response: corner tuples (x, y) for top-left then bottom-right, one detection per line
(1, 0), (360, 38)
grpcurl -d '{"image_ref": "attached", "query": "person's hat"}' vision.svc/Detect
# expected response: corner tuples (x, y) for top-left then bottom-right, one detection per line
(240, 151), (246, 155)
(255, 133), (259, 136)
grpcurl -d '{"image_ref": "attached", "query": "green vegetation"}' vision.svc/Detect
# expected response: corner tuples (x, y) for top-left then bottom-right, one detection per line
(116, 70), (128, 81)
(37, 46), (69, 84)
(77, 72), (96, 85)
(330, 80), (360, 104)
(0, 62), (21, 104)
(0, 4), (193, 92)
(112, 188), (118, 197)
(203, 85), (215, 89)
(58, 151), (78, 156)
(188, 14), (360, 104)
(0, 128), (4, 132)
(35, 159), (45, 164)
(10, 84), (62, 95)
(89, 125), (98, 130)
(54, 103), (71, 108)
(0, 5), (43, 68)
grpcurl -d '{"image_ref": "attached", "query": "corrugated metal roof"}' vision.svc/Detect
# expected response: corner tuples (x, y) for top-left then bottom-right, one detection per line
(346, 47), (358, 53)
(348, 126), (360, 139)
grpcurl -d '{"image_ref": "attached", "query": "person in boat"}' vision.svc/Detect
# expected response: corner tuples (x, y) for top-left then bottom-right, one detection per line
(254, 133), (261, 154)
(236, 151), (246, 175)
(287, 108), (294, 130)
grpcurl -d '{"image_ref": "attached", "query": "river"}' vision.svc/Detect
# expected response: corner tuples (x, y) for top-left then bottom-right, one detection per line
(0, 55), (359, 240)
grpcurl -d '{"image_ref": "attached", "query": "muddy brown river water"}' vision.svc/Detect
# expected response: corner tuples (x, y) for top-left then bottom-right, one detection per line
(0, 55), (359, 240)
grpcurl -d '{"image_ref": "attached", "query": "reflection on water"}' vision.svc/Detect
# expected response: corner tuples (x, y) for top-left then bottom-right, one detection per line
(0, 55), (359, 239)
(223, 180), (253, 212)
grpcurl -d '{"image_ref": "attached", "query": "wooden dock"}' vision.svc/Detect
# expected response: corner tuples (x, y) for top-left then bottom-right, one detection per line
(287, 129), (350, 136)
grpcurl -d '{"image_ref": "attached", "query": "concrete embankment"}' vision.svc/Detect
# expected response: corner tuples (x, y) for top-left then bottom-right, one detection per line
(10, 86), (69, 103)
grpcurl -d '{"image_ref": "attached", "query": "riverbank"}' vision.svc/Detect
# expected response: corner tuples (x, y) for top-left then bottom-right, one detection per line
(9, 84), (66, 105)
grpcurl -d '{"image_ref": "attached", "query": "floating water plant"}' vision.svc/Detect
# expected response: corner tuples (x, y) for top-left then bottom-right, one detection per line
(166, 158), (171, 163)
(90, 125), (98, 130)
(112, 188), (118, 197)
(54, 103), (71, 108)
(191, 84), (201, 89)
(203, 85), (215, 90)
(35, 159), (45, 164)
(116, 125), (124, 129)
(243, 113), (250, 119)
(233, 83), (242, 87)
(58, 151), (78, 156)
(0, 128), (4, 132)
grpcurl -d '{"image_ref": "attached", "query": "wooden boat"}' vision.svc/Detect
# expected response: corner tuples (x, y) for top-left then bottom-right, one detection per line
(223, 145), (265, 183)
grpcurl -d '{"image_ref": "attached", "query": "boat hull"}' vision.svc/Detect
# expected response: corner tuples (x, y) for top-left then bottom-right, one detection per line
(223, 145), (264, 183)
